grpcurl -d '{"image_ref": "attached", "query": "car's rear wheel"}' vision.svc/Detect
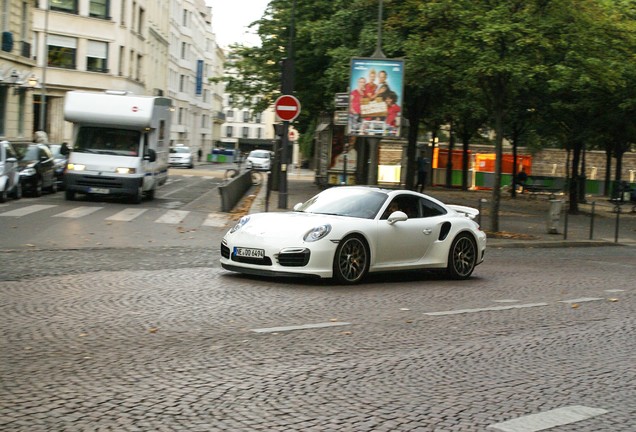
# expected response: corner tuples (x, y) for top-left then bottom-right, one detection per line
(333, 235), (369, 284)
(49, 181), (57, 194)
(13, 183), (22, 200)
(446, 233), (477, 280)
(0, 188), (7, 203)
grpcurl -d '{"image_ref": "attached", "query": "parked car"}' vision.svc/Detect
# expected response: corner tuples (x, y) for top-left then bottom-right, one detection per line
(0, 140), (22, 202)
(48, 143), (69, 190)
(15, 143), (57, 196)
(245, 149), (272, 171)
(169, 145), (194, 168)
(221, 186), (487, 284)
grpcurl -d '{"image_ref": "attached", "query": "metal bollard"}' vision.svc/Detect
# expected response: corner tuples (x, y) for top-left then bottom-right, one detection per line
(589, 201), (595, 240)
(547, 199), (563, 234)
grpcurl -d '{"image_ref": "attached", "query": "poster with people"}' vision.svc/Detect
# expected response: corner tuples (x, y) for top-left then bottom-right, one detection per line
(347, 58), (405, 138)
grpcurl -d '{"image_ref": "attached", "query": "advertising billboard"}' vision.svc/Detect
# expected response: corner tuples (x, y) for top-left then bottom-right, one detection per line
(347, 57), (405, 138)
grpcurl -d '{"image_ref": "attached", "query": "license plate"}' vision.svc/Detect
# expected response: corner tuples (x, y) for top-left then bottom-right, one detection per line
(234, 247), (265, 259)
(89, 187), (109, 194)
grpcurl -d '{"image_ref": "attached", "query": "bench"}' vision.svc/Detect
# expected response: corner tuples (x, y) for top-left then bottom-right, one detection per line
(522, 176), (564, 198)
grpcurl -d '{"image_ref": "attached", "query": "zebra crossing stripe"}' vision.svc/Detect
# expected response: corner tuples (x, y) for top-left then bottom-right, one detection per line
(154, 210), (189, 224)
(106, 208), (148, 222)
(54, 206), (103, 218)
(203, 213), (228, 227)
(0, 204), (57, 217)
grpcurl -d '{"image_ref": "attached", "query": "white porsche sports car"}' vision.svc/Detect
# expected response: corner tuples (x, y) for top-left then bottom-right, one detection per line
(221, 186), (487, 284)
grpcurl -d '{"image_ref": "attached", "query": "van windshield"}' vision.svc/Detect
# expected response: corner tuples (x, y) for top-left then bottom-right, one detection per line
(74, 127), (141, 156)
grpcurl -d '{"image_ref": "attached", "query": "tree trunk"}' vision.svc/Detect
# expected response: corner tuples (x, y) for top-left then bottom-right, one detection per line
(445, 122), (454, 188)
(604, 150), (612, 196)
(461, 135), (470, 191)
(568, 141), (582, 214)
(490, 110), (504, 232)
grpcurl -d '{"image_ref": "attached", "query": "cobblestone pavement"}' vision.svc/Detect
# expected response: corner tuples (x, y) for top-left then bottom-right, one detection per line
(1, 245), (634, 431)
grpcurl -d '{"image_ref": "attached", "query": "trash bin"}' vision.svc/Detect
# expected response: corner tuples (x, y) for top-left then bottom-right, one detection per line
(547, 199), (563, 234)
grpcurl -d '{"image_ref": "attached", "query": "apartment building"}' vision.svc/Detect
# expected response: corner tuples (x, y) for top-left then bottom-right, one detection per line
(1, 0), (225, 151)
(0, 0), (38, 143)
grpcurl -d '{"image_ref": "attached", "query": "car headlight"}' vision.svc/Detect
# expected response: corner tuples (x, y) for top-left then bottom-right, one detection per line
(20, 167), (37, 176)
(67, 163), (85, 171)
(304, 224), (331, 242)
(229, 216), (250, 233)
(115, 167), (136, 174)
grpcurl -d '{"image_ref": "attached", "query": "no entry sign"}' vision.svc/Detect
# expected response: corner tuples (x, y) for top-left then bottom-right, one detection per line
(274, 95), (301, 122)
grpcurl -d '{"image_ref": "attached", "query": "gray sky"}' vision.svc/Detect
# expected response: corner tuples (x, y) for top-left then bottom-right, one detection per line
(206, 0), (269, 48)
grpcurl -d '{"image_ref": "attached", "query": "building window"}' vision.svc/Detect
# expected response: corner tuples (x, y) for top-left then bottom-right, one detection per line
(179, 75), (186, 92)
(255, 113), (262, 123)
(226, 126), (233, 137)
(178, 108), (184, 125)
(181, 42), (187, 60)
(243, 111), (249, 123)
(0, 87), (7, 135)
(50, 0), (78, 14)
(48, 35), (77, 69)
(138, 7), (144, 33)
(87, 40), (108, 72)
(242, 127), (249, 138)
(257, 128), (262, 139)
(89, 0), (109, 19)
(136, 54), (142, 80)
(18, 91), (26, 136)
(182, 9), (188, 27)
(227, 109), (234, 118)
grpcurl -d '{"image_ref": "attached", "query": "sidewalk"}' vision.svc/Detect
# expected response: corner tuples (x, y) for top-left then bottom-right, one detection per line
(247, 169), (636, 249)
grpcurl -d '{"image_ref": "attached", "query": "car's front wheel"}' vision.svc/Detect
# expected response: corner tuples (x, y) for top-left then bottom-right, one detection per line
(446, 233), (477, 280)
(333, 235), (369, 284)
(33, 177), (43, 197)
(0, 188), (7, 203)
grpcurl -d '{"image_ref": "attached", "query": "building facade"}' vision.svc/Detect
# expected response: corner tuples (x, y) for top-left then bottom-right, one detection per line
(1, 0), (225, 151)
(0, 0), (38, 144)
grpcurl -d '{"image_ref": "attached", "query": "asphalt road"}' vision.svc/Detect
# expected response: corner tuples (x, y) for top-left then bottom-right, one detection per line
(1, 166), (634, 431)
(1, 244), (634, 431)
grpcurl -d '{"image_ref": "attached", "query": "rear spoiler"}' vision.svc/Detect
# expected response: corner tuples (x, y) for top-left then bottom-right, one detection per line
(448, 204), (479, 220)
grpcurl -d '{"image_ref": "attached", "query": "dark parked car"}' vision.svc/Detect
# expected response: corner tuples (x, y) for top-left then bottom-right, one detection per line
(15, 143), (57, 196)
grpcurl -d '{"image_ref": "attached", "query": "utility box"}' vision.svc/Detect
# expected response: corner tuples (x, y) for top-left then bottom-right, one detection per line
(547, 199), (563, 234)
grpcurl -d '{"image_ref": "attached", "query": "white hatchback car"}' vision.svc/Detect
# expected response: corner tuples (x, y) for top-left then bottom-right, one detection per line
(0, 140), (22, 202)
(245, 150), (271, 171)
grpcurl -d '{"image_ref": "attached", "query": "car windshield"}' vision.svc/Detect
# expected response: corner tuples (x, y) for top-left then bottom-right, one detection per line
(249, 151), (269, 159)
(49, 145), (64, 158)
(296, 187), (388, 219)
(14, 144), (39, 162)
(73, 127), (140, 156)
(170, 147), (190, 154)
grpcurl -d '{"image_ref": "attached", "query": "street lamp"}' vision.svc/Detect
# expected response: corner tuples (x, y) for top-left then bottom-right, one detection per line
(38, 1), (50, 133)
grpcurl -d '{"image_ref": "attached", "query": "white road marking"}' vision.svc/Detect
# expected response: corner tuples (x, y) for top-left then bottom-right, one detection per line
(488, 405), (608, 432)
(492, 299), (520, 303)
(251, 322), (351, 333)
(0, 204), (56, 217)
(605, 289), (624, 293)
(202, 212), (227, 227)
(558, 297), (604, 304)
(53, 206), (103, 218)
(423, 303), (548, 316)
(106, 208), (148, 222)
(154, 210), (189, 224)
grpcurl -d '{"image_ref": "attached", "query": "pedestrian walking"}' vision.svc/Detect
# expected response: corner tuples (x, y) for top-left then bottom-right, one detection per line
(197, 148), (202, 163)
(416, 152), (429, 192)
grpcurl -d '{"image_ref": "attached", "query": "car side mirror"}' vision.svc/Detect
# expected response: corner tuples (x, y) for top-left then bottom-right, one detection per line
(144, 149), (157, 162)
(387, 211), (408, 225)
(6, 157), (17, 163)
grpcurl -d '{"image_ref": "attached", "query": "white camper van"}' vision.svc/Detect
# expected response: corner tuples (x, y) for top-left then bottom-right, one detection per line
(63, 90), (172, 203)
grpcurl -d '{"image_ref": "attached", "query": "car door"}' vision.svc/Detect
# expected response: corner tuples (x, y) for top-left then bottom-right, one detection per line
(373, 194), (439, 268)
(38, 145), (55, 187)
